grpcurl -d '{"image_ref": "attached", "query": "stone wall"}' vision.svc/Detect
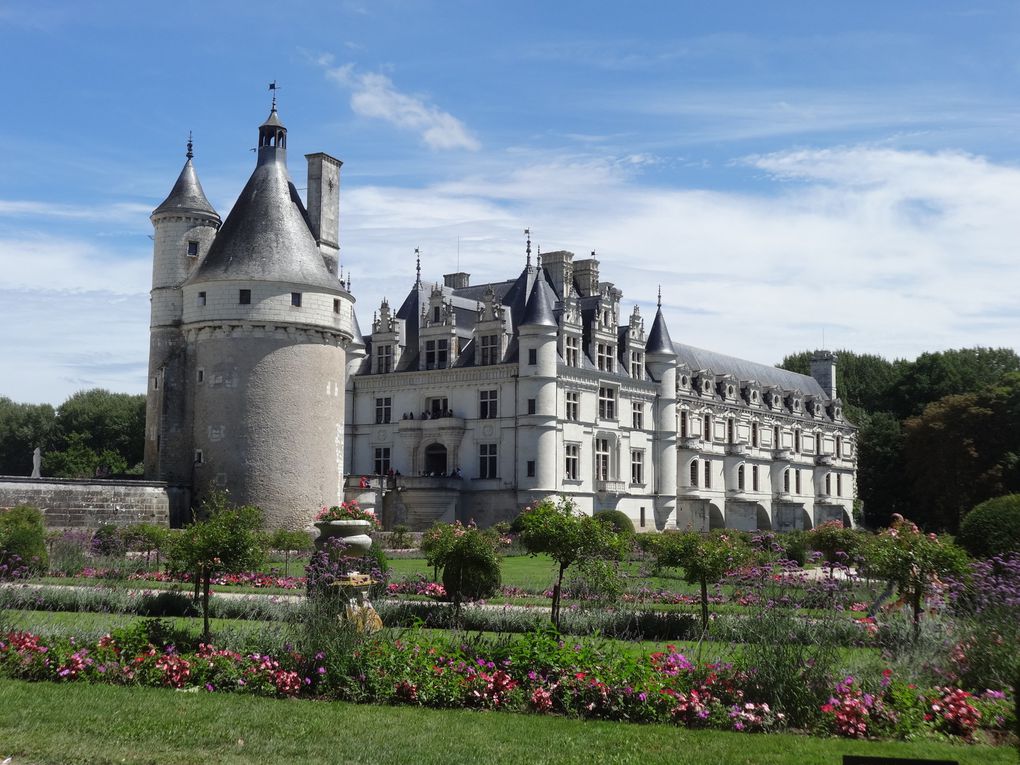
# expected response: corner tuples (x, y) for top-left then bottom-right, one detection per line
(0, 477), (185, 529)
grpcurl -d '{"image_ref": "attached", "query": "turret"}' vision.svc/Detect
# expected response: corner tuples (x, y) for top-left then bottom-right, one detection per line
(645, 290), (678, 527)
(517, 275), (558, 493)
(144, 137), (220, 482)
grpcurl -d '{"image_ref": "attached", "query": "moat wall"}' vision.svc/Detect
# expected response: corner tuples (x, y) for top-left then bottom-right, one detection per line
(0, 477), (186, 528)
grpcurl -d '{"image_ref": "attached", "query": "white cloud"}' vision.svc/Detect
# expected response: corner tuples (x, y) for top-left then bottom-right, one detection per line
(5, 145), (1020, 404)
(322, 62), (480, 152)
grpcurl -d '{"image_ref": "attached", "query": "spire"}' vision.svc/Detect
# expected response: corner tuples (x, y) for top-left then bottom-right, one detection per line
(525, 228), (532, 267)
(414, 247), (422, 287)
(646, 293), (676, 357)
(521, 278), (556, 327)
(657, 285), (662, 309)
(152, 135), (219, 220)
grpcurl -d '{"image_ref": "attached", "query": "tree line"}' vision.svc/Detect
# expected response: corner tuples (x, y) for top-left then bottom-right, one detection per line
(0, 389), (145, 479)
(780, 347), (1020, 532)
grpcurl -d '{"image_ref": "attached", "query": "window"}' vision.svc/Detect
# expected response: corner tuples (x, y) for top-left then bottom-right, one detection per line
(425, 339), (449, 369)
(632, 402), (644, 430)
(528, 348), (537, 365)
(527, 398), (536, 415)
(794, 429), (801, 454)
(194, 449), (204, 465)
(375, 344), (393, 374)
(187, 241), (199, 257)
(727, 419), (735, 444)
(478, 443), (498, 478)
(374, 447), (391, 475)
(333, 299), (341, 314)
(630, 351), (643, 380)
(479, 389), (498, 419)
(836, 435), (843, 458)
(197, 369), (204, 383)
(752, 465), (759, 491)
(703, 414), (712, 442)
(375, 397), (391, 424)
(432, 306), (441, 323)
(631, 449), (644, 484)
(595, 438), (611, 481)
(640, 507), (646, 529)
(479, 334), (499, 365)
(738, 465), (745, 491)
(597, 343), (615, 372)
(795, 469), (802, 494)
(565, 391), (580, 421)
(598, 387), (617, 420)
(703, 460), (712, 489)
(751, 422), (759, 447)
(816, 433), (823, 454)
(565, 336), (580, 367)
(527, 460), (536, 477)
(680, 411), (688, 438)
(825, 473), (832, 496)
(773, 425), (781, 449)
(152, 376), (159, 390)
(291, 292), (302, 307)
(783, 469), (790, 493)
(238, 289), (251, 305)
(837, 474), (843, 497)
(426, 397), (448, 417)
(690, 460), (699, 487)
(565, 443), (580, 480)
(197, 291), (206, 306)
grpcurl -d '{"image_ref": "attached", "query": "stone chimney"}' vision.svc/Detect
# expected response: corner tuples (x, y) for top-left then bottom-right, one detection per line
(305, 152), (343, 275)
(810, 350), (837, 400)
(541, 250), (574, 298)
(443, 272), (470, 289)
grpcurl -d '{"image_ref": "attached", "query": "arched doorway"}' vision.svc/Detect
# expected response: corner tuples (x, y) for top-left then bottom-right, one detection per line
(423, 443), (448, 476)
(708, 502), (725, 530)
(754, 503), (772, 531)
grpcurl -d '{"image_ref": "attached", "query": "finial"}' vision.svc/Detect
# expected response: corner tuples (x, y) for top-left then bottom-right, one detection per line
(536, 244), (542, 268)
(525, 228), (531, 267)
(657, 286), (662, 309)
(346, 270), (352, 292)
(415, 247), (422, 286)
(269, 80), (279, 110)
(186, 131), (194, 160)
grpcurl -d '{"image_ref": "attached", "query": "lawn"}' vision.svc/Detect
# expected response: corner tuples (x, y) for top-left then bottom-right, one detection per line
(0, 679), (1010, 765)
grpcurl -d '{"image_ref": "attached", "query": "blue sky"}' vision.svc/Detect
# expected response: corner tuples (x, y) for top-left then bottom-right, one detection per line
(2, 1), (1020, 403)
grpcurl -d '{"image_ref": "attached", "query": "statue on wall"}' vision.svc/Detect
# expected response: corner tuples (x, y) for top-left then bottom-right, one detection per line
(31, 447), (41, 479)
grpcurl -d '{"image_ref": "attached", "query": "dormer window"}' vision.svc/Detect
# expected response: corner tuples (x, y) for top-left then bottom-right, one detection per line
(433, 306), (441, 323)
(597, 343), (615, 372)
(375, 344), (393, 374)
(680, 375), (689, 387)
(726, 385), (734, 397)
(704, 380), (712, 394)
(629, 351), (644, 380)
(425, 339), (448, 370)
(565, 336), (580, 367)
(751, 391), (758, 402)
(480, 334), (499, 365)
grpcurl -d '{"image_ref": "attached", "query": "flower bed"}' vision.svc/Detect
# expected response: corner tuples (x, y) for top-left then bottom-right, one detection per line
(0, 625), (1013, 744)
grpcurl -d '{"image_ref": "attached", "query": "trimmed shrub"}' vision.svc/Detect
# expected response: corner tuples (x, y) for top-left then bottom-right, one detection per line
(442, 526), (501, 602)
(779, 530), (809, 566)
(0, 505), (48, 574)
(958, 494), (1020, 558)
(593, 509), (635, 535)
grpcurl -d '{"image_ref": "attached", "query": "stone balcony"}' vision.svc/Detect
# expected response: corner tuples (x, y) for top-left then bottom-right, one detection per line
(815, 454), (834, 466)
(679, 436), (702, 450)
(725, 442), (748, 457)
(772, 448), (792, 461)
(596, 479), (627, 495)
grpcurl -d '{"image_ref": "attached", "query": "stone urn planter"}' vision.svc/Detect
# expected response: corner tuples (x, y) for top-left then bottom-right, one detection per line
(313, 519), (374, 555)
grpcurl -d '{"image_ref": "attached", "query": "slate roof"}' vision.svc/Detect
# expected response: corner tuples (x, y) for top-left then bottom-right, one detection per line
(152, 158), (219, 220)
(675, 343), (825, 398)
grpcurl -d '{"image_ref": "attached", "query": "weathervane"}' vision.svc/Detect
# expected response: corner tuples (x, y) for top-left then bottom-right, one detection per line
(269, 80), (279, 109)
(525, 228), (532, 267)
(186, 131), (193, 160)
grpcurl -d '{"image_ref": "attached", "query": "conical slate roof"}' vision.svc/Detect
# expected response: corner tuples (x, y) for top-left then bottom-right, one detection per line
(185, 157), (340, 291)
(521, 275), (557, 327)
(152, 158), (219, 219)
(645, 307), (676, 356)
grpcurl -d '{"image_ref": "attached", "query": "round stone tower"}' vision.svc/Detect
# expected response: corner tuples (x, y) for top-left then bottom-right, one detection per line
(645, 292), (678, 529)
(179, 105), (357, 528)
(145, 137), (221, 484)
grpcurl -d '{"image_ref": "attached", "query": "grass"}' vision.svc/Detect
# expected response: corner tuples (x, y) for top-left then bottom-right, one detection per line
(1, 679), (1012, 765)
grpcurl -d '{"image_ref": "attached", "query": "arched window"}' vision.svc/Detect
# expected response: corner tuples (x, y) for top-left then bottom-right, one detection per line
(783, 468), (790, 493)
(737, 464), (745, 491)
(689, 460), (699, 487)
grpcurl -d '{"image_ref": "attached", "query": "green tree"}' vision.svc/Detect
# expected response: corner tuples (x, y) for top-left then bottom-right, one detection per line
(652, 531), (746, 635)
(421, 522), (459, 582)
(43, 432), (127, 479)
(888, 347), (1020, 419)
(854, 410), (908, 528)
(0, 505), (49, 575)
(167, 493), (265, 640)
(516, 498), (622, 628)
(441, 525), (502, 606)
(0, 398), (57, 476)
(958, 494), (1020, 558)
(778, 349), (903, 415)
(859, 517), (969, 636)
(269, 528), (314, 577)
(53, 389), (146, 472)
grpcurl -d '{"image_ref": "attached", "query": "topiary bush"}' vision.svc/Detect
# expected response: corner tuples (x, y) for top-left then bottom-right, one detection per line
(593, 509), (635, 535)
(0, 505), (48, 575)
(958, 494), (1020, 558)
(442, 525), (501, 603)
